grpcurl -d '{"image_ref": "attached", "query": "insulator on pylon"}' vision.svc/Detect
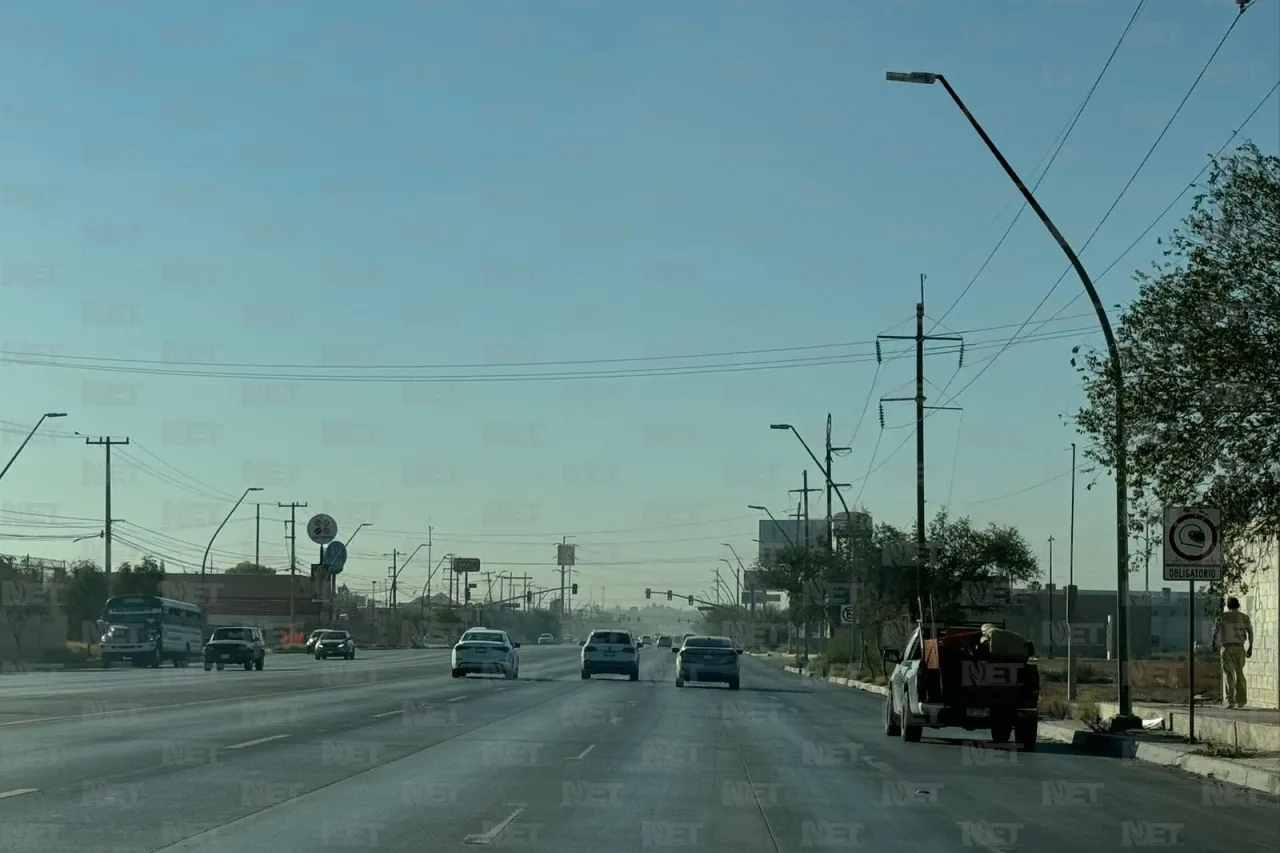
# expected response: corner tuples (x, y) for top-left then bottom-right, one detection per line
(957, 340), (965, 369)
(875, 340), (882, 364)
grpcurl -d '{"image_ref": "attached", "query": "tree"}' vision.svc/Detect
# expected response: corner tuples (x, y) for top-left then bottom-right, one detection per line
(113, 556), (165, 597)
(226, 561), (276, 575)
(1071, 142), (1280, 589)
(0, 556), (49, 658)
(59, 560), (110, 642)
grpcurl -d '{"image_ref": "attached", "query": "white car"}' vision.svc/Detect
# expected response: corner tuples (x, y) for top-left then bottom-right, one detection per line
(580, 629), (639, 681)
(452, 628), (520, 679)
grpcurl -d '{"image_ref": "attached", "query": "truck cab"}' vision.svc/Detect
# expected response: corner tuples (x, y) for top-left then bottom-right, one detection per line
(882, 621), (1039, 750)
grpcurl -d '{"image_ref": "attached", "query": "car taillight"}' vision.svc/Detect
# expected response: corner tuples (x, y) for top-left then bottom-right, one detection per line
(498, 646), (510, 653)
(584, 645), (597, 652)
(623, 647), (635, 653)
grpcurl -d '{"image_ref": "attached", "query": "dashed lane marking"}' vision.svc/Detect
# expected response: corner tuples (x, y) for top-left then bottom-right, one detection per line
(0, 788), (38, 800)
(225, 734), (290, 750)
(463, 807), (524, 844)
(568, 744), (595, 761)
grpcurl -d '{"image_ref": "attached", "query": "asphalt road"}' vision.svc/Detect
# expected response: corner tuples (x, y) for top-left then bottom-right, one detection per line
(0, 647), (1275, 852)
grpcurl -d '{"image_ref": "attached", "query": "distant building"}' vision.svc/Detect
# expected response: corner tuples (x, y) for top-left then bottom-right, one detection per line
(756, 510), (872, 564)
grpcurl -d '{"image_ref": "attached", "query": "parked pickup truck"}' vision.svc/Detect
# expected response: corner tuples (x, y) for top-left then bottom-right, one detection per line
(882, 621), (1040, 750)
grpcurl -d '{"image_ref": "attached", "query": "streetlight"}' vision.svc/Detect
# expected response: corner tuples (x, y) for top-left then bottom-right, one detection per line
(747, 505), (794, 548)
(722, 543), (746, 606)
(770, 423), (854, 546)
(346, 523), (371, 548)
(201, 487), (263, 581)
(0, 412), (67, 483)
(886, 69), (1135, 727)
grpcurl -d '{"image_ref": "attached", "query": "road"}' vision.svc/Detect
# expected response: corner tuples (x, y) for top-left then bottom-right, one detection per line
(0, 647), (1275, 852)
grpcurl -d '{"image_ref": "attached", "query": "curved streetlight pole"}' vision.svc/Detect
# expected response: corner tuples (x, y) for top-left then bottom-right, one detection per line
(201, 487), (263, 582)
(748, 505), (794, 548)
(886, 70), (1135, 727)
(770, 423), (854, 544)
(0, 412), (67, 483)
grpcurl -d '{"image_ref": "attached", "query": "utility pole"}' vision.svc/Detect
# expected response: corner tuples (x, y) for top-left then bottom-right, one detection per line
(389, 549), (399, 612)
(255, 503), (261, 567)
(278, 501), (308, 638)
(824, 414), (853, 551)
(85, 437), (129, 580)
(789, 471), (821, 551)
(1068, 442), (1077, 700)
(1048, 535), (1056, 658)
(878, 275), (963, 621)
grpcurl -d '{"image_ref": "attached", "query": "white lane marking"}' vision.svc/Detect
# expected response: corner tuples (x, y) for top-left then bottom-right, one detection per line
(372, 710), (402, 718)
(0, 788), (38, 800)
(568, 744), (595, 761)
(225, 734), (290, 750)
(463, 807), (524, 844)
(446, 695), (467, 702)
(861, 756), (893, 772)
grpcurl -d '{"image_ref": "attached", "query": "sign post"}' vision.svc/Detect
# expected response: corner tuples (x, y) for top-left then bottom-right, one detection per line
(307, 515), (338, 629)
(1162, 506), (1223, 744)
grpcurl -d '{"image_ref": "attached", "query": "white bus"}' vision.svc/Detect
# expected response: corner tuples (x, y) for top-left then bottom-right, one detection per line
(101, 594), (205, 668)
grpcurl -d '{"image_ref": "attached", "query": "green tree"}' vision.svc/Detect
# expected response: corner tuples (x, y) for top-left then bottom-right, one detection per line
(1071, 142), (1280, 589)
(0, 556), (49, 657)
(59, 560), (110, 642)
(113, 556), (165, 597)
(225, 561), (276, 575)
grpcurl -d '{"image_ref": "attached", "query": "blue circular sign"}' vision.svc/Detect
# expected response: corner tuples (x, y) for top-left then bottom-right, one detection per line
(322, 540), (348, 573)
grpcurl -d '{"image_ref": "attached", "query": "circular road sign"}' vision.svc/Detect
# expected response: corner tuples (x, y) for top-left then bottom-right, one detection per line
(306, 513), (338, 546)
(839, 604), (856, 625)
(1168, 511), (1219, 563)
(322, 540), (348, 573)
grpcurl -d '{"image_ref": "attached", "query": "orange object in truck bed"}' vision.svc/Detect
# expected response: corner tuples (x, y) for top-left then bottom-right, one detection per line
(922, 627), (982, 670)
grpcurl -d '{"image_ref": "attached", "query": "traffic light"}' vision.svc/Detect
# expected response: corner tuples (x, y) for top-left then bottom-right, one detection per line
(687, 595), (694, 605)
(571, 583), (578, 595)
(645, 588), (652, 599)
(465, 583), (476, 602)
(666, 590), (673, 601)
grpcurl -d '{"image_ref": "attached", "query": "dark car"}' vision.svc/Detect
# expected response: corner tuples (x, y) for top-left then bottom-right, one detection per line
(203, 626), (265, 671)
(315, 630), (356, 660)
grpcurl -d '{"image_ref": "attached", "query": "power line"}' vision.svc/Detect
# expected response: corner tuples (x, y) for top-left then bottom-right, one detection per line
(932, 7), (1257, 410)
(929, 0), (1150, 332)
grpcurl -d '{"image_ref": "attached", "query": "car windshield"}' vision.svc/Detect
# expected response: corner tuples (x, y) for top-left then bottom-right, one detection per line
(463, 632), (506, 644)
(321, 631), (348, 640)
(211, 628), (253, 642)
(589, 632), (632, 645)
(683, 637), (732, 648)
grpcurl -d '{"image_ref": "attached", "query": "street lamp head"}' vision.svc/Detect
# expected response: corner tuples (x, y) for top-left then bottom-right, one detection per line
(44, 412), (68, 418)
(886, 71), (938, 85)
(747, 505), (766, 512)
(769, 424), (791, 431)
(247, 487), (264, 493)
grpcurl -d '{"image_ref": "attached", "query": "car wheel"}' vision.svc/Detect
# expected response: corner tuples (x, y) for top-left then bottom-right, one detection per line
(1015, 719), (1038, 751)
(629, 668), (639, 682)
(255, 658), (264, 671)
(216, 662), (225, 671)
(728, 678), (740, 691)
(243, 661), (252, 671)
(204, 662), (213, 672)
(675, 677), (684, 688)
(883, 696), (901, 737)
(898, 689), (922, 743)
(580, 669), (591, 680)
(451, 668), (463, 678)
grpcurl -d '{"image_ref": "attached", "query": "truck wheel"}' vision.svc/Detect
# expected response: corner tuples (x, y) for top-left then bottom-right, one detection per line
(255, 658), (264, 671)
(898, 693), (922, 742)
(216, 662), (225, 671)
(204, 662), (213, 671)
(1015, 720), (1038, 751)
(883, 698), (901, 737)
(243, 661), (252, 671)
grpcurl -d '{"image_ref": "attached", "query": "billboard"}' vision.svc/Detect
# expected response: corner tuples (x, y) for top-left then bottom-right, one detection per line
(743, 570), (767, 590)
(451, 557), (481, 573)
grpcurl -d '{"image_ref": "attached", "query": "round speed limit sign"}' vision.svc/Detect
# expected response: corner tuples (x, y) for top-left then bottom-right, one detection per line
(306, 513), (338, 545)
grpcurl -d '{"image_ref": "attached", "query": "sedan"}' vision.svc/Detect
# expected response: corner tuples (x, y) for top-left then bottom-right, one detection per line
(675, 635), (742, 690)
(452, 629), (520, 679)
(315, 630), (356, 660)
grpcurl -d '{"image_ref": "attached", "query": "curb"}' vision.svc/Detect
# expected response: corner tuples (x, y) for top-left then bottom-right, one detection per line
(776, 666), (1280, 796)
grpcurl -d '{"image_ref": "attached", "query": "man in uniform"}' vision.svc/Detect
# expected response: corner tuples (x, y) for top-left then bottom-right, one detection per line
(1212, 597), (1254, 708)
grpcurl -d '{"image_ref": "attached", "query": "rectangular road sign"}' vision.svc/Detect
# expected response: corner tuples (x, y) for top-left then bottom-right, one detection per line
(1161, 506), (1222, 582)
(557, 543), (576, 566)
(451, 557), (480, 573)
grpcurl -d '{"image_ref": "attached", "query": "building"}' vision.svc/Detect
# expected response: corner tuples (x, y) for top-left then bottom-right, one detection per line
(160, 572), (314, 638)
(1239, 541), (1279, 709)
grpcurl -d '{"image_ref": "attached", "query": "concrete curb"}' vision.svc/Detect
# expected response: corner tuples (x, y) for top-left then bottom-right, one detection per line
(777, 666), (1280, 795)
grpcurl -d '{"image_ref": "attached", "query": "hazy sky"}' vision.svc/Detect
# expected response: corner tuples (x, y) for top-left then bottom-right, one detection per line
(2, 0), (1277, 606)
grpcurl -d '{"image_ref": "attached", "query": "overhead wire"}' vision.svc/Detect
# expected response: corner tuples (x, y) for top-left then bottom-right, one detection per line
(928, 0), (1150, 333)
(933, 7), (1260, 410)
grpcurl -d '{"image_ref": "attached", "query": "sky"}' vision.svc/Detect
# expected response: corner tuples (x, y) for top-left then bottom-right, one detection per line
(1, 0), (1277, 608)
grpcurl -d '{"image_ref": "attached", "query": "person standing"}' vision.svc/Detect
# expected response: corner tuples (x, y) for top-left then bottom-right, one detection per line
(1212, 596), (1254, 708)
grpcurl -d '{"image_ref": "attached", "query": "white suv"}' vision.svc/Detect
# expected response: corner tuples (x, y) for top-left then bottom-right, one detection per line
(580, 629), (639, 681)
(452, 628), (520, 679)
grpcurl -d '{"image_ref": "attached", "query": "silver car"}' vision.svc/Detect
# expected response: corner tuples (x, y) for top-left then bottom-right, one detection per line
(675, 635), (742, 690)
